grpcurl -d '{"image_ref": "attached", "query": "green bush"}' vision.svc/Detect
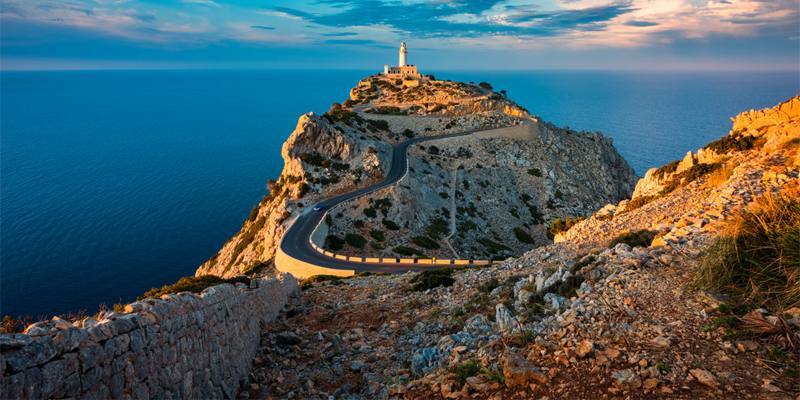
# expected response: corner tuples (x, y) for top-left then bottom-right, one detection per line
(326, 235), (345, 251)
(608, 230), (658, 248)
(427, 146), (440, 155)
(478, 82), (493, 90)
(382, 218), (401, 230)
(626, 195), (660, 211)
(694, 194), (800, 310)
(402, 128), (415, 138)
(367, 119), (389, 131)
(369, 229), (385, 242)
(412, 235), (440, 249)
(140, 275), (249, 300)
(426, 217), (450, 239)
(363, 207), (377, 218)
(527, 168), (542, 177)
(411, 268), (455, 292)
(344, 233), (367, 248)
(513, 227), (535, 244)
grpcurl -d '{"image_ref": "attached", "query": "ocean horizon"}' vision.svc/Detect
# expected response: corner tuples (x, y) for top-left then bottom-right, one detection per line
(2, 69), (797, 317)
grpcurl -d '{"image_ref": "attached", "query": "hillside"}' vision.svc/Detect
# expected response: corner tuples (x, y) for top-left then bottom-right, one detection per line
(196, 75), (635, 277)
(244, 97), (800, 399)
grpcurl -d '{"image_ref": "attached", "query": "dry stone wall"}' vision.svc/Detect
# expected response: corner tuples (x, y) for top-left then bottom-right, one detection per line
(0, 274), (299, 399)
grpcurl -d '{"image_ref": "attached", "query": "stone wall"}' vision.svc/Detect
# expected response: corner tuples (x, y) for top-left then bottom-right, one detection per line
(0, 274), (299, 399)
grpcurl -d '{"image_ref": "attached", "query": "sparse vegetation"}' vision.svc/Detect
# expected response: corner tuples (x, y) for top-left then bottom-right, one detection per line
(705, 133), (760, 154)
(140, 275), (249, 300)
(412, 235), (440, 249)
(393, 245), (426, 257)
(455, 360), (481, 387)
(694, 193), (800, 310)
(382, 218), (401, 230)
(547, 216), (586, 239)
(369, 229), (385, 242)
(426, 217), (449, 239)
(344, 233), (367, 248)
(608, 229), (658, 248)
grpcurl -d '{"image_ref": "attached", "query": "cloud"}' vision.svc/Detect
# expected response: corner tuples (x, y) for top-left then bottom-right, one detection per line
(322, 32), (358, 37)
(250, 25), (275, 30)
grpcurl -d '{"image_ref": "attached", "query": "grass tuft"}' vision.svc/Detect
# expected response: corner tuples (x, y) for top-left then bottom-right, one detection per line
(694, 193), (800, 310)
(608, 229), (658, 248)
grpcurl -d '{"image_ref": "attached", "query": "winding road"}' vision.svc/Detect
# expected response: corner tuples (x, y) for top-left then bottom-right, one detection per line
(279, 125), (503, 274)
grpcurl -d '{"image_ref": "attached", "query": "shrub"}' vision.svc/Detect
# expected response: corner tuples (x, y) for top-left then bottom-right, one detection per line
(140, 275), (249, 299)
(326, 235), (345, 251)
(402, 128), (415, 138)
(513, 227), (535, 244)
(367, 119), (389, 131)
(411, 268), (455, 291)
(705, 133), (759, 154)
(382, 218), (401, 230)
(455, 360), (481, 386)
(527, 168), (542, 177)
(363, 207), (377, 218)
(438, 192), (449, 199)
(373, 106), (406, 115)
(412, 235), (440, 249)
(427, 146), (440, 155)
(426, 217), (450, 239)
(478, 237), (510, 254)
(694, 193), (800, 310)
(654, 160), (680, 179)
(608, 230), (658, 248)
(528, 205), (544, 224)
(393, 245), (426, 257)
(547, 216), (585, 239)
(297, 182), (310, 198)
(369, 229), (385, 242)
(626, 195), (660, 211)
(478, 82), (493, 90)
(242, 261), (272, 276)
(344, 233), (367, 248)
(1, 315), (30, 334)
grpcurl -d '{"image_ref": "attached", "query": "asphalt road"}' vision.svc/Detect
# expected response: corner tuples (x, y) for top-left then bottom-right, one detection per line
(279, 127), (494, 273)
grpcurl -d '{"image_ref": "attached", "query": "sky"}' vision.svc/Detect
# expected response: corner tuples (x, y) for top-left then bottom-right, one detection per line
(1, 0), (798, 71)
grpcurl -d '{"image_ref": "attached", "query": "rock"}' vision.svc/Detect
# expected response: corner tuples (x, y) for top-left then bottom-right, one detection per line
(643, 378), (660, 390)
(650, 336), (671, 348)
(575, 340), (594, 358)
(495, 304), (519, 334)
(502, 353), (547, 389)
(689, 368), (719, 389)
(612, 369), (642, 391)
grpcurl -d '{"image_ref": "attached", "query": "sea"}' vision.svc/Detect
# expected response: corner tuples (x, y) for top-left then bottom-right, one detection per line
(1, 69), (797, 317)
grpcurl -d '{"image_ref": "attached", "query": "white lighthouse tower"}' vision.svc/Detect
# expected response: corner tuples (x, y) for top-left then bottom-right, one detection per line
(384, 42), (420, 80)
(399, 42), (408, 67)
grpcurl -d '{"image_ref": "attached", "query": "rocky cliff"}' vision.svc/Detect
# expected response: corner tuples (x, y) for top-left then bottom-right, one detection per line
(241, 97), (799, 399)
(197, 75), (636, 276)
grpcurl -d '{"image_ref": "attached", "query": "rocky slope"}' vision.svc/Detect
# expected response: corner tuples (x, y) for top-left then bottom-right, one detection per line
(197, 75), (635, 276)
(244, 97), (800, 399)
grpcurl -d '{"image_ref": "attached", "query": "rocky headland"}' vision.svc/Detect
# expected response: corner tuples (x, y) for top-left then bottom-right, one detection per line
(196, 75), (636, 277)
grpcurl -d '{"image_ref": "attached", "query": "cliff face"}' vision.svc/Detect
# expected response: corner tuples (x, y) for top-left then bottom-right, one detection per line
(195, 112), (393, 278)
(196, 74), (634, 277)
(244, 97), (800, 399)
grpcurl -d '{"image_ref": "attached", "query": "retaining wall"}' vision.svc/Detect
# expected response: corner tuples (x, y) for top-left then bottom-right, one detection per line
(0, 274), (299, 399)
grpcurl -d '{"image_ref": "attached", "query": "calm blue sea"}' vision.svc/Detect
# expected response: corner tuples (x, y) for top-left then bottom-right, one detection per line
(1, 70), (797, 317)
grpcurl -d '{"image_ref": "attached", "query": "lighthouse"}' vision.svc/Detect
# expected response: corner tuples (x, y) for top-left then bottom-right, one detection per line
(384, 42), (420, 79)
(399, 42), (408, 67)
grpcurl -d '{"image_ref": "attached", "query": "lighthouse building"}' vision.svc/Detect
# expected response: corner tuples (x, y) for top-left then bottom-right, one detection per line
(384, 42), (420, 79)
